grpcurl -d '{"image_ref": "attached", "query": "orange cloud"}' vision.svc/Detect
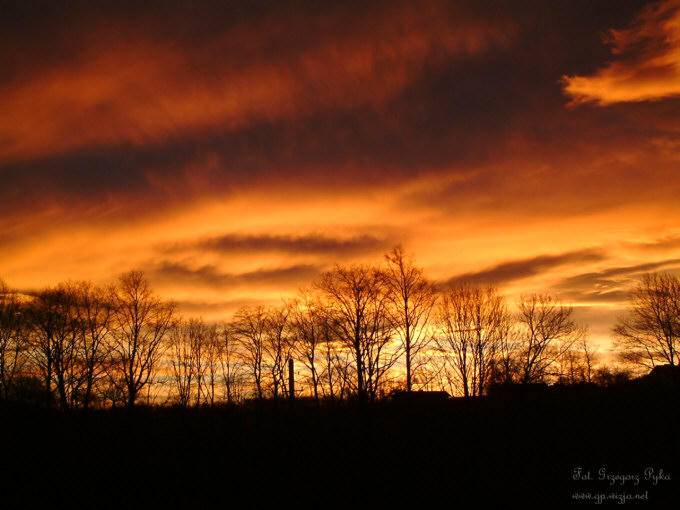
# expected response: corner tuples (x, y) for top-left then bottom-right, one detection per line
(562, 0), (680, 106)
(0, 3), (514, 163)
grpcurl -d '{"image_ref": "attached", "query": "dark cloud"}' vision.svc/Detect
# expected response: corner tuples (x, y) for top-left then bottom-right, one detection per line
(625, 235), (680, 252)
(563, 0), (680, 105)
(442, 248), (607, 287)
(150, 261), (321, 290)
(0, 0), (663, 227)
(174, 298), (275, 317)
(552, 258), (680, 303)
(405, 154), (680, 219)
(554, 289), (632, 305)
(163, 233), (393, 258)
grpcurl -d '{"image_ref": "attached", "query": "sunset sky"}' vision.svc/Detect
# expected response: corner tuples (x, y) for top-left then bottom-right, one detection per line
(2, 0), (680, 350)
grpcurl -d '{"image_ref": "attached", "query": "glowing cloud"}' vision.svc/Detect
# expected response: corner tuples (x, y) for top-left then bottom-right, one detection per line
(0, 2), (514, 163)
(563, 0), (680, 106)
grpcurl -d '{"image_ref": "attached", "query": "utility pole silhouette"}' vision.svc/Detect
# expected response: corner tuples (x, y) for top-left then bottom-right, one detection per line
(288, 358), (295, 403)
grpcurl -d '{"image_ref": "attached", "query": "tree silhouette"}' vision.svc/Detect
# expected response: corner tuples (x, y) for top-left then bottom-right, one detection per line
(288, 291), (324, 404)
(435, 284), (508, 396)
(2, 251), (661, 405)
(556, 338), (598, 385)
(263, 304), (293, 399)
(73, 281), (116, 409)
(614, 272), (680, 370)
(109, 271), (174, 407)
(515, 293), (578, 384)
(384, 246), (437, 392)
(0, 280), (30, 400)
(28, 282), (83, 409)
(200, 322), (223, 406)
(169, 318), (205, 407)
(231, 305), (268, 399)
(316, 264), (397, 401)
(288, 289), (349, 403)
(220, 325), (244, 404)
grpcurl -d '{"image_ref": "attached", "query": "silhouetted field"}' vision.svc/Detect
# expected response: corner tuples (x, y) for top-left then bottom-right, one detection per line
(3, 384), (678, 506)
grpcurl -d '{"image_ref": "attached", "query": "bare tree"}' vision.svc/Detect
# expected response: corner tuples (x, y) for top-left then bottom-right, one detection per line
(28, 282), (85, 409)
(200, 322), (223, 406)
(384, 246), (438, 392)
(556, 336), (597, 385)
(220, 325), (244, 404)
(435, 284), (508, 397)
(614, 273), (680, 370)
(169, 318), (203, 407)
(27, 281), (118, 409)
(0, 280), (31, 400)
(263, 304), (293, 399)
(315, 264), (398, 401)
(288, 290), (352, 401)
(289, 290), (326, 403)
(491, 313), (521, 384)
(231, 306), (268, 399)
(73, 281), (116, 409)
(169, 318), (235, 406)
(515, 293), (577, 384)
(327, 344), (354, 399)
(109, 271), (174, 407)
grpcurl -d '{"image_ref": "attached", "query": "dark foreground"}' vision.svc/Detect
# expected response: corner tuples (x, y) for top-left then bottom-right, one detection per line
(2, 384), (678, 506)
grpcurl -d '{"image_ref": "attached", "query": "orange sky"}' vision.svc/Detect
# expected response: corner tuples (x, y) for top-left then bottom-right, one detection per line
(1, 0), (680, 351)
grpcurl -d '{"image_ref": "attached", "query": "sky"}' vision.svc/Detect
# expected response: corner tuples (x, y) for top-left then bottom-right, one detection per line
(2, 0), (680, 351)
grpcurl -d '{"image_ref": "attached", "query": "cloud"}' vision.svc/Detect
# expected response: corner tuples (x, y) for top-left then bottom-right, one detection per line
(162, 233), (393, 258)
(552, 258), (680, 303)
(563, 0), (680, 105)
(442, 248), (607, 287)
(0, 0), (515, 164)
(150, 261), (321, 290)
(173, 298), (274, 318)
(0, 0), (523, 231)
(4, 0), (675, 232)
(625, 235), (680, 252)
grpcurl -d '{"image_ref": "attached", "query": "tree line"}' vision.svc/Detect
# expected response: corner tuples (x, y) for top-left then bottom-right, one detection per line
(1, 247), (678, 408)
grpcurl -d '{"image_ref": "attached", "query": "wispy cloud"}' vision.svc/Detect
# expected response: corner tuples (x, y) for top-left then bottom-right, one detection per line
(150, 261), (321, 290)
(162, 233), (393, 257)
(553, 258), (680, 303)
(442, 248), (607, 287)
(0, 1), (514, 163)
(624, 235), (680, 252)
(563, 0), (680, 105)
(173, 297), (275, 318)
